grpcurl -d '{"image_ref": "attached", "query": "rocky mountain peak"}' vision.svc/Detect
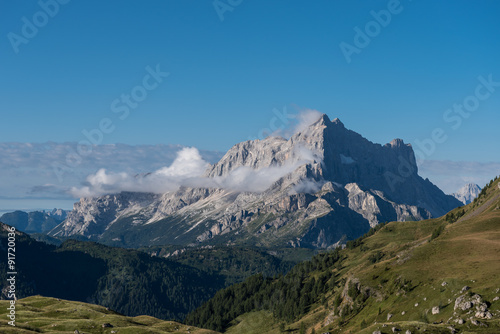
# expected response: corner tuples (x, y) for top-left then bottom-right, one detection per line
(51, 113), (462, 248)
(331, 117), (344, 126)
(453, 183), (482, 205)
(388, 138), (407, 148)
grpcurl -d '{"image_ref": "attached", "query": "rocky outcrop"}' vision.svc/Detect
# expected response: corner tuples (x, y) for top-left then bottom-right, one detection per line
(454, 293), (492, 320)
(50, 192), (158, 237)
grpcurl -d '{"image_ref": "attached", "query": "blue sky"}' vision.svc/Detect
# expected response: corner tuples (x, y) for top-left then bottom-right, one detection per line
(1, 0), (500, 210)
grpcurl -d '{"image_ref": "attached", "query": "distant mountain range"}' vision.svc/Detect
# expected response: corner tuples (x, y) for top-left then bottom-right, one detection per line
(452, 183), (482, 205)
(0, 208), (69, 233)
(49, 114), (461, 249)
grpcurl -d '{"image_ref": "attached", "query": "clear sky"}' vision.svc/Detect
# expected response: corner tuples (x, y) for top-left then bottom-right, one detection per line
(1, 0), (500, 210)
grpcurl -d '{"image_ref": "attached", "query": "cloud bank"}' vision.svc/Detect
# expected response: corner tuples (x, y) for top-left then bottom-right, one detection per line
(70, 110), (325, 198)
(0, 143), (222, 203)
(70, 148), (210, 197)
(71, 145), (319, 197)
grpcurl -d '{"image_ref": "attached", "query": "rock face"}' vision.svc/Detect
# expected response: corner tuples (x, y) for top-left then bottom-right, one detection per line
(452, 183), (482, 205)
(49, 115), (461, 248)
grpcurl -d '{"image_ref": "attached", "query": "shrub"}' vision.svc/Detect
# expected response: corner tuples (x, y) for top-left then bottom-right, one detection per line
(430, 225), (445, 241)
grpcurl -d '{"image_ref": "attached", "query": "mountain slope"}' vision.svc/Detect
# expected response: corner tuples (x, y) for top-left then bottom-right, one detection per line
(0, 296), (217, 334)
(50, 115), (461, 249)
(186, 176), (500, 333)
(453, 183), (482, 205)
(141, 245), (314, 286)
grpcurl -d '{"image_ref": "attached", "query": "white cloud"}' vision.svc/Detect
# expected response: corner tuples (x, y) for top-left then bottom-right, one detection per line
(156, 147), (209, 178)
(70, 145), (320, 197)
(70, 147), (210, 197)
(272, 109), (323, 138)
(290, 179), (324, 195)
(292, 109), (323, 134)
(207, 144), (320, 193)
(0, 142), (222, 201)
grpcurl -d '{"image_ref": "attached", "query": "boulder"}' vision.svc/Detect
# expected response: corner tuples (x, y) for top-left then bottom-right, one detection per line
(454, 293), (484, 311)
(475, 311), (492, 319)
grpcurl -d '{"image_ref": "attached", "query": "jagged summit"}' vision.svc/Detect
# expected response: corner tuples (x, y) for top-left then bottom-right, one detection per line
(453, 183), (482, 205)
(387, 138), (407, 148)
(331, 117), (344, 126)
(320, 113), (331, 123)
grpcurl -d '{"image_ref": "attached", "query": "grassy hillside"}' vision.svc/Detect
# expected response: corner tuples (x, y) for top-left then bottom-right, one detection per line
(0, 296), (218, 334)
(186, 177), (500, 333)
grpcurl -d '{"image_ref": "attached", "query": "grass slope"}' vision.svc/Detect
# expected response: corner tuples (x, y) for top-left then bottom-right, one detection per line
(0, 296), (218, 334)
(187, 177), (500, 333)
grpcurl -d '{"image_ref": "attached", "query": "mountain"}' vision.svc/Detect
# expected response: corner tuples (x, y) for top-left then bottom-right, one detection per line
(49, 115), (461, 249)
(186, 176), (500, 333)
(453, 182), (482, 205)
(0, 296), (217, 334)
(0, 208), (69, 233)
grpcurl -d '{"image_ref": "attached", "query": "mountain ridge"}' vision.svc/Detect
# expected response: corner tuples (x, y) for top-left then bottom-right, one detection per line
(0, 209), (69, 234)
(50, 114), (461, 249)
